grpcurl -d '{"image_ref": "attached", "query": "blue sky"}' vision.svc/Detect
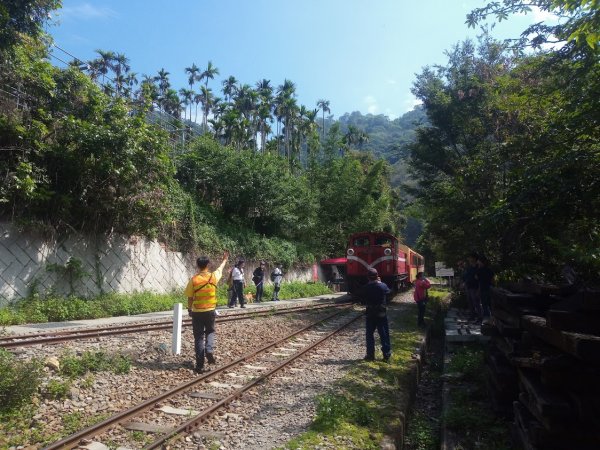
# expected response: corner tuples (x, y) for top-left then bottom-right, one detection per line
(47, 1), (548, 120)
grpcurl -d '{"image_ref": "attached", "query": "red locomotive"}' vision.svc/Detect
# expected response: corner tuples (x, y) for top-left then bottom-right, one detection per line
(345, 231), (424, 293)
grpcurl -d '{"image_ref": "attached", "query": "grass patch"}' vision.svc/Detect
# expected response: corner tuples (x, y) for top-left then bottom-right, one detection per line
(0, 282), (332, 326)
(445, 345), (485, 382)
(282, 298), (443, 449)
(404, 411), (440, 450)
(444, 346), (512, 449)
(60, 351), (132, 377)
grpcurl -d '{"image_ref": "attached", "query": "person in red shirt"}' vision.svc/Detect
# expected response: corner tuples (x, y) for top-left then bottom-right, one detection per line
(414, 272), (431, 326)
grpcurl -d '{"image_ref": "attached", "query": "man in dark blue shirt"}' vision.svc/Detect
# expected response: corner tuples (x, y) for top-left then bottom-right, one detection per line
(355, 268), (392, 362)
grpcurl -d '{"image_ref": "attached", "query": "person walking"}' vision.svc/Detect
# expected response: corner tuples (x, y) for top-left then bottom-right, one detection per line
(414, 271), (431, 326)
(184, 252), (228, 373)
(252, 261), (266, 303)
(229, 259), (246, 308)
(355, 268), (392, 362)
(271, 264), (283, 301)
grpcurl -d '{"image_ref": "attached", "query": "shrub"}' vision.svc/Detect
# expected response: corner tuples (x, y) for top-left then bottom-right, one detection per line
(0, 349), (43, 412)
(44, 379), (71, 400)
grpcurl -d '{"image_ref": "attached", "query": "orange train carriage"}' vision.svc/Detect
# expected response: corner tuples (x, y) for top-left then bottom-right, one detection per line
(345, 231), (424, 293)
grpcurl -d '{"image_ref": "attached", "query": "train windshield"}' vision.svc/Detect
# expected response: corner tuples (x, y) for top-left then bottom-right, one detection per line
(374, 236), (393, 247)
(353, 236), (370, 247)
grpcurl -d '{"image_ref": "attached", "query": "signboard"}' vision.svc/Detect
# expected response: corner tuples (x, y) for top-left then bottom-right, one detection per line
(435, 261), (454, 277)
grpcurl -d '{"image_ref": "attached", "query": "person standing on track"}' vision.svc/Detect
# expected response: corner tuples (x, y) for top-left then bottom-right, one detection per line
(271, 264), (283, 301)
(230, 259), (246, 308)
(252, 261), (266, 303)
(355, 267), (392, 362)
(185, 252), (228, 374)
(414, 271), (431, 326)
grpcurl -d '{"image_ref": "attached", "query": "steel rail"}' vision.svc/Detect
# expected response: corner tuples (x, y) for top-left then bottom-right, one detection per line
(42, 307), (355, 450)
(0, 302), (350, 349)
(146, 311), (364, 449)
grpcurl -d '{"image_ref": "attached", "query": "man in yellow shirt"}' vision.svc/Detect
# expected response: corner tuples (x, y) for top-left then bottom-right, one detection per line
(184, 252), (228, 373)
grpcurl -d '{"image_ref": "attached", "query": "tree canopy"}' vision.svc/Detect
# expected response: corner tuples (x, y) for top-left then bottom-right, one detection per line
(0, 5), (402, 265)
(410, 2), (600, 282)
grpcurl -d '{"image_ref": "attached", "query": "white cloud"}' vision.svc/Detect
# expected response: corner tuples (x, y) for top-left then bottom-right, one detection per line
(384, 108), (398, 120)
(386, 78), (397, 85)
(531, 6), (560, 23)
(364, 95), (378, 114)
(59, 3), (117, 21)
(403, 94), (422, 113)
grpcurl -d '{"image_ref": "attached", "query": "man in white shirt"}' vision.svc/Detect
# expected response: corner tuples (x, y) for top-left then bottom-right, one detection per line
(229, 259), (246, 308)
(271, 264), (283, 301)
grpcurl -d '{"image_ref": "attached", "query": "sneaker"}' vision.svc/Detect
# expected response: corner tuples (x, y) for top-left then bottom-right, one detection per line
(383, 355), (391, 363)
(194, 366), (205, 374)
(206, 353), (216, 364)
(364, 355), (375, 361)
(241, 305), (246, 308)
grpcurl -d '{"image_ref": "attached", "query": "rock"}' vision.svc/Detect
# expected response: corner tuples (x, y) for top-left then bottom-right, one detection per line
(44, 356), (60, 371)
(68, 387), (80, 400)
(440, 372), (464, 381)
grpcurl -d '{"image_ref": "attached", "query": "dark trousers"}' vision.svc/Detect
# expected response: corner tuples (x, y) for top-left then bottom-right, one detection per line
(229, 280), (244, 307)
(255, 282), (264, 302)
(365, 314), (391, 358)
(272, 283), (281, 300)
(191, 310), (216, 368)
(417, 300), (427, 325)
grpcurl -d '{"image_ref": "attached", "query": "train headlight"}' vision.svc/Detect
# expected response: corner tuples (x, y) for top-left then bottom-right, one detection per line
(347, 248), (354, 256)
(384, 248), (392, 256)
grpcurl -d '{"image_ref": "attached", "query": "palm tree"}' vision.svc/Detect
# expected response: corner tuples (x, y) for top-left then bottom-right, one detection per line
(222, 76), (238, 103)
(316, 99), (331, 139)
(184, 63), (200, 120)
(86, 59), (103, 82)
(112, 53), (130, 96)
(343, 125), (369, 149)
(95, 49), (115, 84)
(200, 61), (219, 89)
(139, 74), (158, 110)
(256, 79), (273, 151)
(277, 79), (297, 161)
(199, 86), (215, 132)
(155, 68), (171, 97)
(179, 88), (194, 121)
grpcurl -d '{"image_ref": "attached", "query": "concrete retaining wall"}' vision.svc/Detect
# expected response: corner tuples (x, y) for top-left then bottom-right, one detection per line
(0, 222), (313, 306)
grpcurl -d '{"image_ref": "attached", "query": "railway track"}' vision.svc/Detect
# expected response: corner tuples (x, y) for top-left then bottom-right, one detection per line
(42, 306), (362, 450)
(0, 302), (350, 349)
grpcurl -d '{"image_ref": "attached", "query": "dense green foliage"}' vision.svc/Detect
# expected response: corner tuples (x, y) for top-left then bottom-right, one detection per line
(410, 1), (600, 282)
(0, 4), (401, 268)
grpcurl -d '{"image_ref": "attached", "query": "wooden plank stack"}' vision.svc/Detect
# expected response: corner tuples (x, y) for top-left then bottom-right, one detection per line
(482, 285), (600, 449)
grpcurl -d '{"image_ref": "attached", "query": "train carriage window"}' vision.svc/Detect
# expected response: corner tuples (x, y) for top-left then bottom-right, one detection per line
(374, 236), (393, 247)
(353, 237), (370, 247)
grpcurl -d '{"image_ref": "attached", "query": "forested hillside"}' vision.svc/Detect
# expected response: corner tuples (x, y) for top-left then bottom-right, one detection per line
(0, 0), (402, 265)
